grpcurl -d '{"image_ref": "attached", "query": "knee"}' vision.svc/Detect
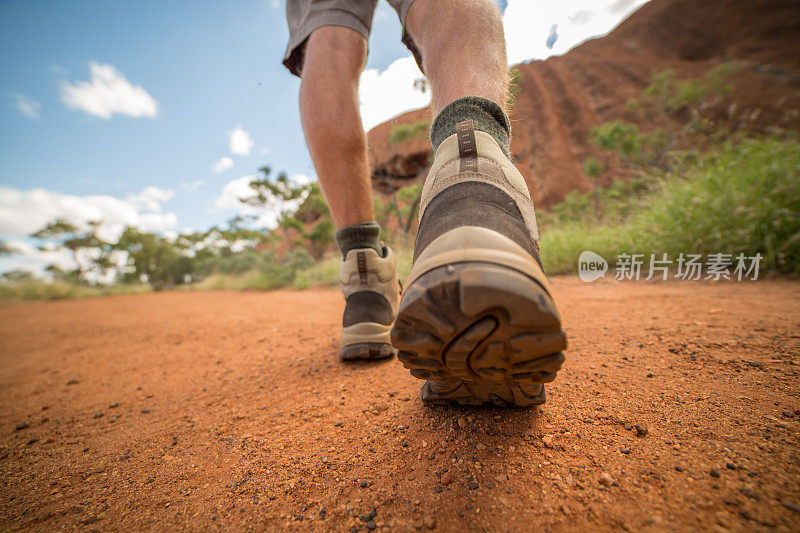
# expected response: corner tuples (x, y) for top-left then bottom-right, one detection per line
(304, 26), (367, 79)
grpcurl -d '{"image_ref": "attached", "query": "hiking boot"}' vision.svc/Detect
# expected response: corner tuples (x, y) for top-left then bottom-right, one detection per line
(339, 245), (400, 360)
(390, 120), (567, 407)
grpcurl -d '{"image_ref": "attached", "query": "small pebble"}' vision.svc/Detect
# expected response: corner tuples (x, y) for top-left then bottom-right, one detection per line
(635, 424), (648, 437)
(467, 481), (479, 490)
(740, 487), (760, 501)
(14, 422), (29, 431)
(710, 468), (720, 478)
(457, 418), (466, 429)
(620, 448), (631, 454)
(599, 473), (614, 487)
(440, 471), (454, 485)
(93, 412), (104, 419)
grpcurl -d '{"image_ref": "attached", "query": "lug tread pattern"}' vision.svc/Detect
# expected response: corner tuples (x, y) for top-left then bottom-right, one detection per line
(392, 262), (566, 407)
(339, 343), (395, 361)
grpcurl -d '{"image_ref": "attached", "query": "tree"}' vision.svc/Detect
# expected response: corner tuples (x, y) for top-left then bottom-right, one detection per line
(115, 228), (190, 289)
(31, 219), (115, 283)
(245, 166), (310, 214)
(243, 166), (341, 258)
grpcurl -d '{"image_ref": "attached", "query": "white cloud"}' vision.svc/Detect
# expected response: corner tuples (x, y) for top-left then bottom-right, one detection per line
(214, 174), (309, 229)
(228, 126), (254, 155)
(0, 239), (77, 277)
(359, 56), (430, 131)
(60, 62), (158, 120)
(503, 0), (650, 64)
(13, 93), (41, 120)
(269, 0), (280, 8)
(127, 186), (174, 211)
(608, 0), (638, 14)
(211, 156), (234, 173)
(291, 174), (313, 186)
(0, 185), (177, 243)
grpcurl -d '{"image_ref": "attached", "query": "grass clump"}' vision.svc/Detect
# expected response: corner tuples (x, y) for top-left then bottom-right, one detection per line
(0, 280), (150, 302)
(540, 135), (800, 274)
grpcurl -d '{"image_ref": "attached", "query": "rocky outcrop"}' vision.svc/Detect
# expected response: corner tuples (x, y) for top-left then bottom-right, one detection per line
(366, 0), (800, 209)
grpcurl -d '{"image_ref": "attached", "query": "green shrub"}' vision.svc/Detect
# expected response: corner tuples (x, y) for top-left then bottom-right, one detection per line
(540, 135), (800, 274)
(294, 183), (330, 223)
(389, 120), (430, 145)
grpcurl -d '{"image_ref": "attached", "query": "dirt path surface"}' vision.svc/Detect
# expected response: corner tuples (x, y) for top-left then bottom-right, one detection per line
(1, 279), (799, 531)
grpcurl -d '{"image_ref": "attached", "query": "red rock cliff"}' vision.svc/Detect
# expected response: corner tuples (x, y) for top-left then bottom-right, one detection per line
(366, 0), (800, 208)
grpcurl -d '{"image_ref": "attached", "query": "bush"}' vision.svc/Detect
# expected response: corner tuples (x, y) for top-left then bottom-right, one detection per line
(389, 120), (430, 145)
(540, 135), (800, 275)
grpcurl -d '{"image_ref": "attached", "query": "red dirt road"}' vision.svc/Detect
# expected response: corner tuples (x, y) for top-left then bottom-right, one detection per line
(1, 278), (799, 531)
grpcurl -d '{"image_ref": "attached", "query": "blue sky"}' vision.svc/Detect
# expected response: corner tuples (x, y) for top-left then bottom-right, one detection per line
(0, 0), (648, 274)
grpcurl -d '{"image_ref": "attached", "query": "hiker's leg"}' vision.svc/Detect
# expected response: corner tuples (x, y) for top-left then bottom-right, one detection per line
(404, 0), (508, 115)
(299, 26), (374, 229)
(391, 0), (567, 407)
(298, 24), (399, 361)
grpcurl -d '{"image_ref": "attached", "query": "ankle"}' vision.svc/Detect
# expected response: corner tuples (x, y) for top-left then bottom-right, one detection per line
(335, 221), (383, 258)
(430, 96), (511, 158)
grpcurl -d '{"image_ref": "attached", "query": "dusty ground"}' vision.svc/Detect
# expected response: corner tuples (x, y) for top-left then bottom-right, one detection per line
(1, 278), (799, 531)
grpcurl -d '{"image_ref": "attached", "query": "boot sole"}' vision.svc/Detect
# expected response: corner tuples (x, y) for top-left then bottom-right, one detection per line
(391, 262), (566, 407)
(339, 342), (396, 361)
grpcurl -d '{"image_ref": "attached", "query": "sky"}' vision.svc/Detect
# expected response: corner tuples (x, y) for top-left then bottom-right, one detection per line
(0, 0), (648, 275)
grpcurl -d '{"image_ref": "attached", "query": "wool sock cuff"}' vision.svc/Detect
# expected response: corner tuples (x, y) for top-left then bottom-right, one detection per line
(430, 96), (511, 158)
(335, 221), (383, 258)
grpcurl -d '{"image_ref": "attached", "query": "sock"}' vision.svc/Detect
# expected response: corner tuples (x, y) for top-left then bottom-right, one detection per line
(430, 96), (511, 158)
(335, 221), (383, 258)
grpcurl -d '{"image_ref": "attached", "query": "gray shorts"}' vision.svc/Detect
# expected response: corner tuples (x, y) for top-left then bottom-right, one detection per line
(283, 0), (421, 77)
